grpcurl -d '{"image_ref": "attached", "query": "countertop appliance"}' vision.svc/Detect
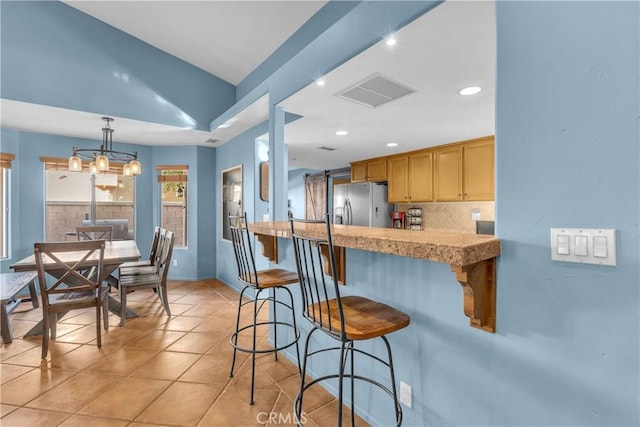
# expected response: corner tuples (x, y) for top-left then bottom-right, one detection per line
(333, 182), (391, 227)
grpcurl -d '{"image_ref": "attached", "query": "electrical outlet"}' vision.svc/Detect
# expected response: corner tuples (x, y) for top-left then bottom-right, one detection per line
(399, 381), (412, 408)
(173, 259), (177, 267)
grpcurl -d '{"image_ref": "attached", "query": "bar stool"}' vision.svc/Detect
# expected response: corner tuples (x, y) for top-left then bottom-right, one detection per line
(289, 215), (410, 426)
(228, 213), (301, 405)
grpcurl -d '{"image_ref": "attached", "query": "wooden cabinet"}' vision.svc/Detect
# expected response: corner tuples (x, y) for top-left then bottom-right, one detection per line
(388, 151), (433, 203)
(350, 159), (387, 182)
(463, 138), (494, 200)
(434, 137), (494, 202)
(434, 145), (464, 201)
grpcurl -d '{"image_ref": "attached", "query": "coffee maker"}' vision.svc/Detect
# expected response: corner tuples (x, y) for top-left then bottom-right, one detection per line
(391, 212), (405, 229)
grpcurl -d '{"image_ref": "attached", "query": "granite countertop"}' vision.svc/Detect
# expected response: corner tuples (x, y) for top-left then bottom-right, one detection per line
(249, 221), (500, 266)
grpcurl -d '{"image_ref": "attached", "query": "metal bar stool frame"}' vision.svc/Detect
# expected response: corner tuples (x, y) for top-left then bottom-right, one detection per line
(228, 213), (302, 405)
(289, 214), (409, 426)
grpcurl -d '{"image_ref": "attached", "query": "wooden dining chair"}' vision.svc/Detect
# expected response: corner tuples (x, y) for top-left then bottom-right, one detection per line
(118, 227), (165, 276)
(117, 230), (174, 326)
(33, 240), (109, 359)
(76, 225), (113, 242)
(289, 214), (410, 426)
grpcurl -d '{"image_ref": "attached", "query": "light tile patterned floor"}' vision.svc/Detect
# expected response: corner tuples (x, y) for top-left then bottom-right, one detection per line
(0, 279), (368, 426)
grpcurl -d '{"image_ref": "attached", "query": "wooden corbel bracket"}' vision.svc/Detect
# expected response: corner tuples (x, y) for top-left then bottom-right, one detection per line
(255, 234), (278, 263)
(450, 258), (496, 333)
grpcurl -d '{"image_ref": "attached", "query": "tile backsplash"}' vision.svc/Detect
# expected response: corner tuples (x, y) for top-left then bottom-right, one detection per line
(399, 201), (495, 234)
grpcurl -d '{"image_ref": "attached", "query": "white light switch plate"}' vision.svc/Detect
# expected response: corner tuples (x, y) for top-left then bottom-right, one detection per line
(550, 228), (616, 266)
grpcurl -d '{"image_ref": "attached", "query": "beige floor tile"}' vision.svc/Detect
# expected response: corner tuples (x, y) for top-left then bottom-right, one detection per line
(54, 324), (106, 345)
(158, 314), (205, 333)
(119, 314), (168, 332)
(124, 329), (185, 351)
(199, 386), (280, 426)
(178, 353), (233, 385)
(84, 347), (158, 376)
(0, 403), (19, 418)
(180, 300), (229, 317)
(228, 357), (281, 393)
(97, 324), (145, 348)
(135, 381), (223, 426)
(0, 337), (41, 360)
(0, 363), (33, 384)
(2, 341), (81, 368)
(267, 391), (299, 427)
(277, 374), (334, 415)
(166, 330), (225, 354)
(45, 344), (115, 371)
(128, 350), (200, 381)
(0, 368), (77, 406)
(256, 351), (301, 384)
(0, 407), (70, 426)
(78, 377), (171, 420)
(57, 414), (129, 426)
(306, 399), (370, 427)
(27, 371), (120, 413)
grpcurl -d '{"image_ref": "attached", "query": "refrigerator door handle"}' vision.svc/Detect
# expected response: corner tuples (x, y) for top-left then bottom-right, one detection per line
(347, 198), (353, 225)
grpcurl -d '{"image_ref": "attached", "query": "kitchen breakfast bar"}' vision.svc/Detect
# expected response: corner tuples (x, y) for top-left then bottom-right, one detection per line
(249, 221), (501, 333)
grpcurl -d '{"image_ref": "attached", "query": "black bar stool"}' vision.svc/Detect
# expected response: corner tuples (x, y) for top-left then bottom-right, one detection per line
(289, 214), (410, 426)
(228, 213), (301, 405)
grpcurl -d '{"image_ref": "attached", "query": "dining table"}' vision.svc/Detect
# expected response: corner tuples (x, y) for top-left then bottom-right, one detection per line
(9, 239), (142, 337)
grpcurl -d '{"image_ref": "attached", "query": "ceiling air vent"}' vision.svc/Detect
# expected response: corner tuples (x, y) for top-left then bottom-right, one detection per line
(205, 138), (219, 144)
(317, 146), (337, 151)
(336, 73), (415, 108)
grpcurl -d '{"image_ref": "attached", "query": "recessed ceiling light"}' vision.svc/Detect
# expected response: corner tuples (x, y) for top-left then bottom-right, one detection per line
(385, 35), (397, 47)
(316, 79), (326, 86)
(387, 142), (398, 147)
(335, 130), (348, 136)
(458, 86), (482, 96)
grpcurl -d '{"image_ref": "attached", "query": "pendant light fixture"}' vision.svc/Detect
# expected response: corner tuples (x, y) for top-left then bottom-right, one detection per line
(68, 117), (141, 175)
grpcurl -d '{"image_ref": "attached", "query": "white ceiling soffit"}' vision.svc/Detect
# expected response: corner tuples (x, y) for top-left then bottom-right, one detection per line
(62, 0), (328, 85)
(209, 94), (270, 145)
(336, 73), (415, 109)
(279, 1), (496, 171)
(0, 99), (213, 146)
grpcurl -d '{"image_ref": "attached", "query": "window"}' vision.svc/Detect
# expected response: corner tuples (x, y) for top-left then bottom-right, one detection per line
(42, 157), (135, 241)
(157, 165), (188, 247)
(0, 153), (14, 258)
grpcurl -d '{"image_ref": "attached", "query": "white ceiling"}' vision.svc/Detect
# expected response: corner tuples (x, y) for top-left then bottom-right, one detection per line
(1, 1), (495, 172)
(281, 0), (495, 170)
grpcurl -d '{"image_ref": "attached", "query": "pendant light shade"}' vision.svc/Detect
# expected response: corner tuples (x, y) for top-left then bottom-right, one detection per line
(88, 162), (98, 176)
(96, 154), (109, 171)
(129, 160), (142, 175)
(68, 155), (82, 172)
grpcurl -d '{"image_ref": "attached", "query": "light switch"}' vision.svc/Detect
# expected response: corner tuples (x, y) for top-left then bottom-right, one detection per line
(593, 236), (608, 258)
(574, 235), (588, 256)
(557, 234), (570, 255)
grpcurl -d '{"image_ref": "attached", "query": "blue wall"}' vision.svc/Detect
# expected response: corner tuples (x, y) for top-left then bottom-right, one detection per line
(1, 1), (235, 131)
(494, 1), (639, 425)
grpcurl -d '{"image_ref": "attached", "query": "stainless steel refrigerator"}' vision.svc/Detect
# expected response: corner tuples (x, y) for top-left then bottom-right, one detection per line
(333, 182), (392, 227)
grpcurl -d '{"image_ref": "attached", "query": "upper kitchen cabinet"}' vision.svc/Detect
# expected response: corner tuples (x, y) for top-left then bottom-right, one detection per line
(388, 151), (433, 203)
(351, 158), (387, 183)
(434, 136), (494, 201)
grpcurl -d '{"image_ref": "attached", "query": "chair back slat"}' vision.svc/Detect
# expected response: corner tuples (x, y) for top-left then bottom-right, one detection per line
(77, 226), (113, 242)
(147, 226), (162, 264)
(34, 240), (105, 305)
(156, 230), (175, 281)
(290, 214), (345, 340)
(229, 213), (259, 287)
